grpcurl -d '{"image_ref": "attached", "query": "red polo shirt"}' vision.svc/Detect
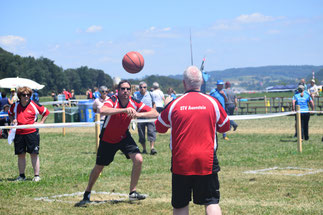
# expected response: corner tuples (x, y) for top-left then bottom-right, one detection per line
(101, 95), (151, 143)
(155, 91), (230, 175)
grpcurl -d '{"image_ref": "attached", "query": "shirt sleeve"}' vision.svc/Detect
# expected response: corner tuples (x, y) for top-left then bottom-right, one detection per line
(103, 99), (114, 108)
(35, 102), (50, 117)
(155, 103), (171, 133)
(136, 101), (151, 112)
(214, 99), (230, 133)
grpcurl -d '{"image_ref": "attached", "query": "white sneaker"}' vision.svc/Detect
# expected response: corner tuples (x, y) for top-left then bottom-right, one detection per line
(32, 176), (41, 182)
(15, 176), (26, 181)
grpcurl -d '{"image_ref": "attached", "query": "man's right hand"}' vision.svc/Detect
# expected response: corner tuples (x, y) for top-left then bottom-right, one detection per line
(125, 107), (137, 118)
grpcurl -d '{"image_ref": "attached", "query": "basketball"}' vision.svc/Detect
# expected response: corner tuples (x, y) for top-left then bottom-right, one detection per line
(122, 51), (144, 74)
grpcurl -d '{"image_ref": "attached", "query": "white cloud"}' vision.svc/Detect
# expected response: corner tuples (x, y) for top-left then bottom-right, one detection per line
(139, 26), (178, 38)
(139, 49), (155, 55)
(0, 35), (26, 47)
(98, 56), (114, 63)
(86, 25), (103, 33)
(236, 13), (275, 23)
(267, 29), (280, 34)
(96, 40), (113, 47)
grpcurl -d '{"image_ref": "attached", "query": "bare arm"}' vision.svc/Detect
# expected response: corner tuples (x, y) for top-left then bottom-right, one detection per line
(309, 100), (314, 110)
(136, 108), (159, 119)
(39, 115), (49, 124)
(100, 106), (137, 118)
(292, 100), (296, 111)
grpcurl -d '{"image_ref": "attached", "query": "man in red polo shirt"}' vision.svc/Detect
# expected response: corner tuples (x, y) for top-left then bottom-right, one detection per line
(78, 80), (158, 206)
(155, 66), (230, 215)
(9, 86), (50, 182)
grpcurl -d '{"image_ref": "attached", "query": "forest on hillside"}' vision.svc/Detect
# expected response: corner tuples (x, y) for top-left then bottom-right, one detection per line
(0, 48), (183, 95)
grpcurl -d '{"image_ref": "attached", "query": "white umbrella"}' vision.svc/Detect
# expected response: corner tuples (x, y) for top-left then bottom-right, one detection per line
(0, 77), (45, 90)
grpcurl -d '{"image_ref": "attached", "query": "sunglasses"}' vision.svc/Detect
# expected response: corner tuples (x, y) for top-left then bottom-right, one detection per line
(100, 91), (108, 93)
(22, 93), (31, 97)
(140, 86), (147, 89)
(120, 87), (131, 91)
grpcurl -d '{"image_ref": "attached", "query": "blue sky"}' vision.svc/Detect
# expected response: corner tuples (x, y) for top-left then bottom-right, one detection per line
(1, 0), (322, 79)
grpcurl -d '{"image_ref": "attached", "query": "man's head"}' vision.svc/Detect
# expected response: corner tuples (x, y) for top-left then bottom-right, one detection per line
(216, 80), (224, 90)
(10, 88), (15, 93)
(225, 81), (231, 89)
(183, 66), (203, 91)
(1, 92), (6, 98)
(311, 79), (315, 85)
(17, 86), (32, 103)
(3, 104), (9, 112)
(298, 85), (305, 92)
(139, 81), (147, 95)
(152, 82), (159, 89)
(99, 86), (108, 98)
(117, 80), (132, 99)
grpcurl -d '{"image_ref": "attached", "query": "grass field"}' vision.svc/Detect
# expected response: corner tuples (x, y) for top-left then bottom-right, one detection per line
(0, 115), (322, 215)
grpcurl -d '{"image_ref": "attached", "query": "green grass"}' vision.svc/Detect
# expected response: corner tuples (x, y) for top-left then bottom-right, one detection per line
(0, 116), (322, 214)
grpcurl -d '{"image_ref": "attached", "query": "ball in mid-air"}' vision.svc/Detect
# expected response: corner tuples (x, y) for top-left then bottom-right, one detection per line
(122, 51), (144, 74)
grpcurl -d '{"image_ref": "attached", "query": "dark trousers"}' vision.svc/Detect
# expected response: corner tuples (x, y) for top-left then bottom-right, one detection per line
(295, 113), (310, 140)
(226, 104), (238, 128)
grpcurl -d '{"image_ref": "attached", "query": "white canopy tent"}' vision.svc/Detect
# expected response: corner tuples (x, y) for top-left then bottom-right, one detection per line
(0, 77), (45, 90)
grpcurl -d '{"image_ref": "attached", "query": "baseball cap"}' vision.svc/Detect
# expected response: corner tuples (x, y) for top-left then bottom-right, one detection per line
(10, 88), (15, 91)
(311, 79), (315, 83)
(217, 80), (224, 85)
(298, 85), (305, 90)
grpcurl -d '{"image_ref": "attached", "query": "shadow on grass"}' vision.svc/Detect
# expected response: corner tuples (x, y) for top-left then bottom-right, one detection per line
(80, 152), (96, 155)
(280, 135), (297, 143)
(74, 199), (140, 207)
(4, 178), (32, 182)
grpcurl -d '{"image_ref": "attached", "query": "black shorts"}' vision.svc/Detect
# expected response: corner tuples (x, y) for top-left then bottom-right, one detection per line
(96, 132), (140, 166)
(172, 173), (220, 209)
(14, 131), (40, 155)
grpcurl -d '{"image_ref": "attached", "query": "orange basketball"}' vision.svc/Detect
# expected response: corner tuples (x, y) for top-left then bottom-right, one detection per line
(122, 51), (144, 74)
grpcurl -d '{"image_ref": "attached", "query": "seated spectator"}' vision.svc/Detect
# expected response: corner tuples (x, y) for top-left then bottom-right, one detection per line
(0, 104), (10, 138)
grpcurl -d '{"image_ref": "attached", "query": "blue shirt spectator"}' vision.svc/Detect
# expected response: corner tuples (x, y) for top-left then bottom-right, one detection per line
(210, 80), (227, 108)
(293, 92), (312, 113)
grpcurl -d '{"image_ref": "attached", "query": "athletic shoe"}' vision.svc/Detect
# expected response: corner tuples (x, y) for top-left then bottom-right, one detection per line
(233, 124), (238, 131)
(32, 176), (41, 182)
(74, 199), (91, 207)
(150, 148), (157, 155)
(129, 191), (146, 200)
(224, 137), (229, 140)
(141, 150), (147, 154)
(15, 176), (26, 181)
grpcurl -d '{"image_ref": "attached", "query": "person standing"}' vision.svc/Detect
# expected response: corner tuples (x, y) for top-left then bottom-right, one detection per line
(93, 87), (101, 99)
(78, 80), (158, 205)
(292, 85), (314, 140)
(9, 88), (18, 104)
(155, 66), (230, 215)
(86, 88), (93, 99)
(308, 79), (319, 100)
(92, 86), (110, 128)
(0, 92), (11, 110)
(224, 81), (238, 131)
(152, 82), (165, 113)
(167, 88), (177, 100)
(8, 86), (50, 182)
(133, 82), (157, 155)
(210, 80), (229, 140)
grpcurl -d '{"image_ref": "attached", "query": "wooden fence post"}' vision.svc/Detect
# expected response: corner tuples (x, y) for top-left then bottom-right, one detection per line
(264, 96), (267, 114)
(95, 113), (100, 153)
(62, 105), (66, 136)
(296, 105), (302, 153)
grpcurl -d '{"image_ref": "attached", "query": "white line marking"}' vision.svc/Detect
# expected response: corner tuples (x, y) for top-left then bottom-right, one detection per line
(243, 166), (323, 176)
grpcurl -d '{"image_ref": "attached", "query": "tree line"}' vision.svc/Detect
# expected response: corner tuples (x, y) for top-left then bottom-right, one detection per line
(0, 47), (184, 96)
